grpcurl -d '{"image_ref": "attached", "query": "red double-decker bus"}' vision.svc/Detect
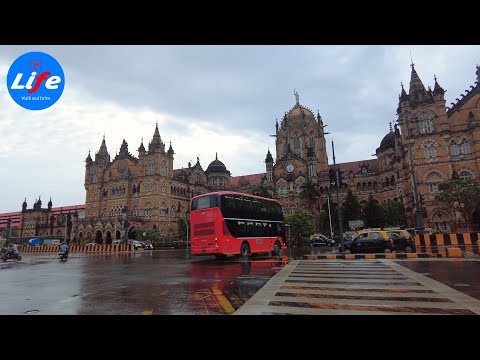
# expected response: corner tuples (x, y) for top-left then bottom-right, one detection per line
(190, 191), (287, 258)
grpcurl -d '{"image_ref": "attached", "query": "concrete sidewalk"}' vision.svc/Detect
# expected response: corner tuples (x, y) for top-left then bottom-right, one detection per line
(234, 259), (480, 315)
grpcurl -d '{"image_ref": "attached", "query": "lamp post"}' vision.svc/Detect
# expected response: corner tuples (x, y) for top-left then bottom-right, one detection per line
(403, 113), (424, 228)
(122, 206), (129, 244)
(7, 218), (12, 245)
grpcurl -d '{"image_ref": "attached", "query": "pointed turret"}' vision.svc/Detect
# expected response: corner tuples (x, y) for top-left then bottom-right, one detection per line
(48, 197), (52, 211)
(22, 198), (27, 212)
(95, 135), (110, 162)
(409, 63), (427, 100)
(119, 139), (129, 155)
(275, 119), (278, 132)
(167, 141), (174, 155)
(138, 137), (146, 154)
(265, 148), (273, 163)
(149, 122), (164, 152)
(86, 150), (92, 164)
(433, 74), (445, 95)
(37, 196), (42, 209)
(476, 64), (479, 83)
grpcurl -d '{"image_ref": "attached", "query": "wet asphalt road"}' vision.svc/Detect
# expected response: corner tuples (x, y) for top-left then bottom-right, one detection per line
(0, 246), (335, 315)
(1, 246), (478, 315)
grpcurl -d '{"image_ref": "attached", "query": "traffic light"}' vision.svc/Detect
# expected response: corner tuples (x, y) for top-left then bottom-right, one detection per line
(328, 168), (337, 188)
(338, 169), (345, 187)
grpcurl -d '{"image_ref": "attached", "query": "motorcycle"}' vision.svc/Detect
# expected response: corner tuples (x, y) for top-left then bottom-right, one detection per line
(2, 249), (22, 261)
(58, 250), (68, 261)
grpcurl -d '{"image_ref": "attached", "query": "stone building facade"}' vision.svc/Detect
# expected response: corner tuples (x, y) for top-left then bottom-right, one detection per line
(3, 62), (480, 240)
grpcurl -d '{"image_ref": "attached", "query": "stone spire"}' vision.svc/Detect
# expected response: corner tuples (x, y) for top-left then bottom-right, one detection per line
(433, 74), (445, 95)
(409, 63), (427, 98)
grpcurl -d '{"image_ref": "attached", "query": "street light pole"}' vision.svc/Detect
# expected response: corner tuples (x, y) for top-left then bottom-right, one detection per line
(123, 206), (129, 245)
(332, 140), (344, 252)
(327, 192), (333, 238)
(7, 218), (12, 245)
(403, 113), (424, 228)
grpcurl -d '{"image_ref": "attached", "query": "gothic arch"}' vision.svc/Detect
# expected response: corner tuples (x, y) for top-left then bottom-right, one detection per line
(431, 210), (451, 232)
(423, 170), (446, 183)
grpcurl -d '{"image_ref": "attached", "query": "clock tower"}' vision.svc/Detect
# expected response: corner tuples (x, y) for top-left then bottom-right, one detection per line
(265, 91), (329, 213)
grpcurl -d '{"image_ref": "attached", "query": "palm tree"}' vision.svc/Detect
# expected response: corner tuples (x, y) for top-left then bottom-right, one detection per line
(300, 178), (320, 228)
(253, 183), (274, 198)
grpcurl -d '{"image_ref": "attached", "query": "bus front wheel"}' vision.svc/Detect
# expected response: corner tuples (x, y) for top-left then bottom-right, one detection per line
(240, 242), (250, 258)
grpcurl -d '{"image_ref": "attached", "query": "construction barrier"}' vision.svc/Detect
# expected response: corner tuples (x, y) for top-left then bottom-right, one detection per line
(414, 232), (479, 256)
(20, 244), (135, 253)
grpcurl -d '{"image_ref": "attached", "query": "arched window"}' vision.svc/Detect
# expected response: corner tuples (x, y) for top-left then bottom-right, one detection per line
(101, 207), (107, 217)
(449, 140), (460, 156)
(309, 135), (315, 150)
(459, 171), (472, 180)
(427, 172), (443, 193)
(145, 159), (154, 175)
(144, 202), (152, 219)
(160, 161), (167, 176)
(292, 136), (300, 155)
(461, 139), (471, 155)
(432, 211), (449, 232)
(171, 205), (176, 218)
(418, 112), (434, 134)
(161, 202), (167, 217)
(161, 182), (166, 194)
(132, 204), (140, 217)
(90, 170), (97, 183)
(423, 144), (437, 159)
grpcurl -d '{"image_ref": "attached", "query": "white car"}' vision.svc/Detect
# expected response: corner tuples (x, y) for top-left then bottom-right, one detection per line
(85, 242), (99, 246)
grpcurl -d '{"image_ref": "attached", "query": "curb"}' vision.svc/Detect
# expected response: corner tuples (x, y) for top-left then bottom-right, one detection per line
(303, 253), (445, 260)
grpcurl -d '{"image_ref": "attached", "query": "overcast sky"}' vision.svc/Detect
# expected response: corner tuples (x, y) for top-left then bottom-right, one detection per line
(1, 45), (479, 213)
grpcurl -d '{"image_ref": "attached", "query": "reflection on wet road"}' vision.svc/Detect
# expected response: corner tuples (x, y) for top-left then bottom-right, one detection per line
(0, 247), (331, 315)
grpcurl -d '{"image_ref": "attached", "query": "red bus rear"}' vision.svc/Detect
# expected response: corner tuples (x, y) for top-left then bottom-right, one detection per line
(190, 191), (287, 257)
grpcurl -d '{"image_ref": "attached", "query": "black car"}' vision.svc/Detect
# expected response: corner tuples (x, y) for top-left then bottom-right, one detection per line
(342, 231), (394, 254)
(310, 234), (336, 247)
(387, 232), (416, 253)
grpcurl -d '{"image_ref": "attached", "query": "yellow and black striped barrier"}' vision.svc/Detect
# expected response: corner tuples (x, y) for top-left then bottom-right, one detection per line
(20, 244), (135, 253)
(414, 232), (480, 256)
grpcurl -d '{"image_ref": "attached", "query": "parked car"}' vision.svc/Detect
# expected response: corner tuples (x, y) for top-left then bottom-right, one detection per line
(310, 234), (336, 247)
(144, 243), (154, 250)
(127, 239), (143, 249)
(387, 231), (416, 253)
(343, 230), (394, 254)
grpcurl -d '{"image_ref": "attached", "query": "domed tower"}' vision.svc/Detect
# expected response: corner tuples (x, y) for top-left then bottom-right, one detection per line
(205, 153), (231, 191)
(275, 90), (329, 175)
(376, 123), (396, 173)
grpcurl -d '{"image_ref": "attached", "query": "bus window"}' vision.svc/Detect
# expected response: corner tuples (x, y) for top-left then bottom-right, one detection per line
(191, 195), (218, 210)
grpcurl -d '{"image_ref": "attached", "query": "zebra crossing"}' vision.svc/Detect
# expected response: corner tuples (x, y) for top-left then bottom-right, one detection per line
(234, 260), (480, 315)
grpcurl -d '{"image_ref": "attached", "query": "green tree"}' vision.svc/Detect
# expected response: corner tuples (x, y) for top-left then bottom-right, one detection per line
(177, 217), (190, 242)
(253, 183), (274, 198)
(135, 227), (164, 244)
(300, 178), (320, 213)
(342, 190), (362, 225)
(435, 179), (480, 229)
(363, 195), (385, 228)
(284, 208), (314, 242)
(384, 200), (406, 227)
(300, 178), (320, 229)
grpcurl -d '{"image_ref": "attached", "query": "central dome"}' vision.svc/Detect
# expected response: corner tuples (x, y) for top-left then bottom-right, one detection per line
(287, 105), (315, 121)
(205, 154), (230, 175)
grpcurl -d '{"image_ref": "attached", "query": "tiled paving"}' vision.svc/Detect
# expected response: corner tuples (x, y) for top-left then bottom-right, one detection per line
(234, 260), (480, 315)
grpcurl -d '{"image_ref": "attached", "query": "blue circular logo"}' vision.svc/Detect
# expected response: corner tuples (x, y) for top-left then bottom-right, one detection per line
(6, 51), (65, 111)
